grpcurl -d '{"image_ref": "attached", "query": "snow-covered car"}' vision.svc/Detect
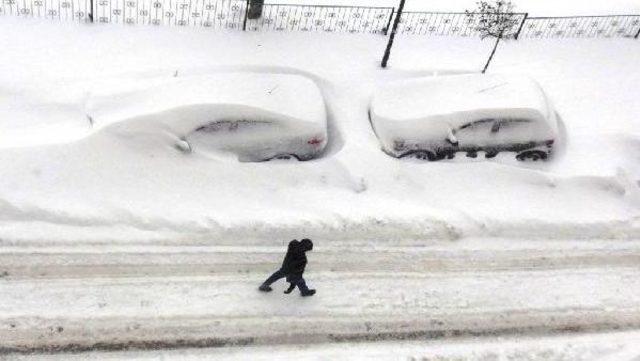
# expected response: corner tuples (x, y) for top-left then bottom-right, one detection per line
(369, 74), (559, 161)
(86, 72), (327, 162)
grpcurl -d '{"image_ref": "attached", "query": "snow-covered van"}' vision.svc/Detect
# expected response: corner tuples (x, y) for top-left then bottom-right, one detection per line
(86, 72), (327, 162)
(369, 74), (559, 161)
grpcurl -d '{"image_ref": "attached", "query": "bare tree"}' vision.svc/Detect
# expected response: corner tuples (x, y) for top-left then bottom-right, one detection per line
(466, 1), (520, 73)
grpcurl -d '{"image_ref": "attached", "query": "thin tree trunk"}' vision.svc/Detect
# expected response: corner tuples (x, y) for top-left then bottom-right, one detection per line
(381, 0), (407, 68)
(482, 35), (502, 74)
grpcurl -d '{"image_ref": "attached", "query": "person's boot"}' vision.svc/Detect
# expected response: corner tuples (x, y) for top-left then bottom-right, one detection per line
(284, 283), (295, 294)
(258, 284), (272, 292)
(300, 289), (316, 297)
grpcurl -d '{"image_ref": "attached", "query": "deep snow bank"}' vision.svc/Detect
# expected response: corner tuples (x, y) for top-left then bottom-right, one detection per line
(86, 73), (327, 161)
(372, 74), (552, 127)
(87, 73), (326, 133)
(0, 19), (638, 244)
(0, 84), (90, 148)
(369, 74), (558, 157)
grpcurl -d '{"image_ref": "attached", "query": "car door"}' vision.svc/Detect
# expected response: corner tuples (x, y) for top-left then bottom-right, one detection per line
(453, 118), (498, 150)
(491, 119), (539, 147)
(187, 119), (279, 159)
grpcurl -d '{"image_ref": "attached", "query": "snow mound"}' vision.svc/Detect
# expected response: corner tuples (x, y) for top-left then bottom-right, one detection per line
(372, 74), (552, 124)
(0, 85), (90, 148)
(86, 73), (327, 161)
(370, 74), (558, 157)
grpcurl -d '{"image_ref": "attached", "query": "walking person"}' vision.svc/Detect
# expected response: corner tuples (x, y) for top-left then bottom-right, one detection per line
(259, 238), (316, 297)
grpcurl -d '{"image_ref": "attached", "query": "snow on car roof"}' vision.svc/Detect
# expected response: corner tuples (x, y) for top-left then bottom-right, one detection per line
(371, 74), (551, 127)
(86, 72), (327, 132)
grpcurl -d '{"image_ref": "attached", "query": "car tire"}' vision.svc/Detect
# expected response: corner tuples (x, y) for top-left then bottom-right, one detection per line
(268, 154), (302, 161)
(402, 150), (438, 161)
(516, 150), (548, 162)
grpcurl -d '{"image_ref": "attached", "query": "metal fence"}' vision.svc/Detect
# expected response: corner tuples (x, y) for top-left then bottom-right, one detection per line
(396, 12), (527, 37)
(0, 0), (394, 33)
(245, 4), (393, 34)
(1, 0), (640, 39)
(0, 0), (91, 21)
(520, 15), (640, 38)
(94, 0), (245, 28)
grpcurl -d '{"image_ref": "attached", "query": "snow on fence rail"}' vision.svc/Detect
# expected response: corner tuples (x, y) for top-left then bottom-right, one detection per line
(396, 12), (640, 39)
(244, 3), (394, 34)
(520, 15), (640, 39)
(0, 0), (91, 21)
(0, 0), (395, 33)
(1, 0), (639, 39)
(396, 12), (527, 38)
(94, 0), (245, 28)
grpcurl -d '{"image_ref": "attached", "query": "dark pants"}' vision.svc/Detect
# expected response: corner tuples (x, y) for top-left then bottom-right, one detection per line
(291, 277), (310, 293)
(262, 269), (286, 286)
(262, 269), (310, 293)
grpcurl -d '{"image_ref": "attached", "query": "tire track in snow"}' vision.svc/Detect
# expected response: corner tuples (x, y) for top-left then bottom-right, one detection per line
(1, 243), (639, 279)
(1, 267), (640, 354)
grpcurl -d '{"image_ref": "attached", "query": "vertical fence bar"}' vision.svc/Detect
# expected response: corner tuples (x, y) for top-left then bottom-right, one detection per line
(514, 12), (527, 39)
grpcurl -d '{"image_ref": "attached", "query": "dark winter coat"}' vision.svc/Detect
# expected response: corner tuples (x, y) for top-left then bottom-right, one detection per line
(281, 239), (312, 282)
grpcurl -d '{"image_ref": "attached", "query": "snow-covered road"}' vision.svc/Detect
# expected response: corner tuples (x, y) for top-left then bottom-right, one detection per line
(9, 330), (640, 361)
(2, 240), (640, 353)
(2, 240), (640, 278)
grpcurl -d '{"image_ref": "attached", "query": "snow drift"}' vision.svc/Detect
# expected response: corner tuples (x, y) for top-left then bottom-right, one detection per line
(0, 19), (638, 244)
(369, 74), (559, 159)
(86, 73), (327, 161)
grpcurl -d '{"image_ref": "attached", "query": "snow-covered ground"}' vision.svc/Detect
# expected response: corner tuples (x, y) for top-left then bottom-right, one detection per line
(0, 19), (639, 244)
(9, 330), (640, 361)
(1, 10), (639, 356)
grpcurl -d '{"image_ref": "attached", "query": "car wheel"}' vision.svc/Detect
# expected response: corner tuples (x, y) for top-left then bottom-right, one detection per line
(516, 150), (548, 162)
(485, 150), (498, 158)
(466, 151), (478, 158)
(269, 154), (302, 161)
(401, 150), (438, 161)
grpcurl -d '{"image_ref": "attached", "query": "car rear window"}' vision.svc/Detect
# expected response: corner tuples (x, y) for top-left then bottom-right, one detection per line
(194, 120), (272, 133)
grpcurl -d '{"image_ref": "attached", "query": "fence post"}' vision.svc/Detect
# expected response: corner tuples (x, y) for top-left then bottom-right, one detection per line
(514, 12), (528, 39)
(88, 0), (94, 22)
(381, 0), (406, 68)
(243, 0), (250, 31)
